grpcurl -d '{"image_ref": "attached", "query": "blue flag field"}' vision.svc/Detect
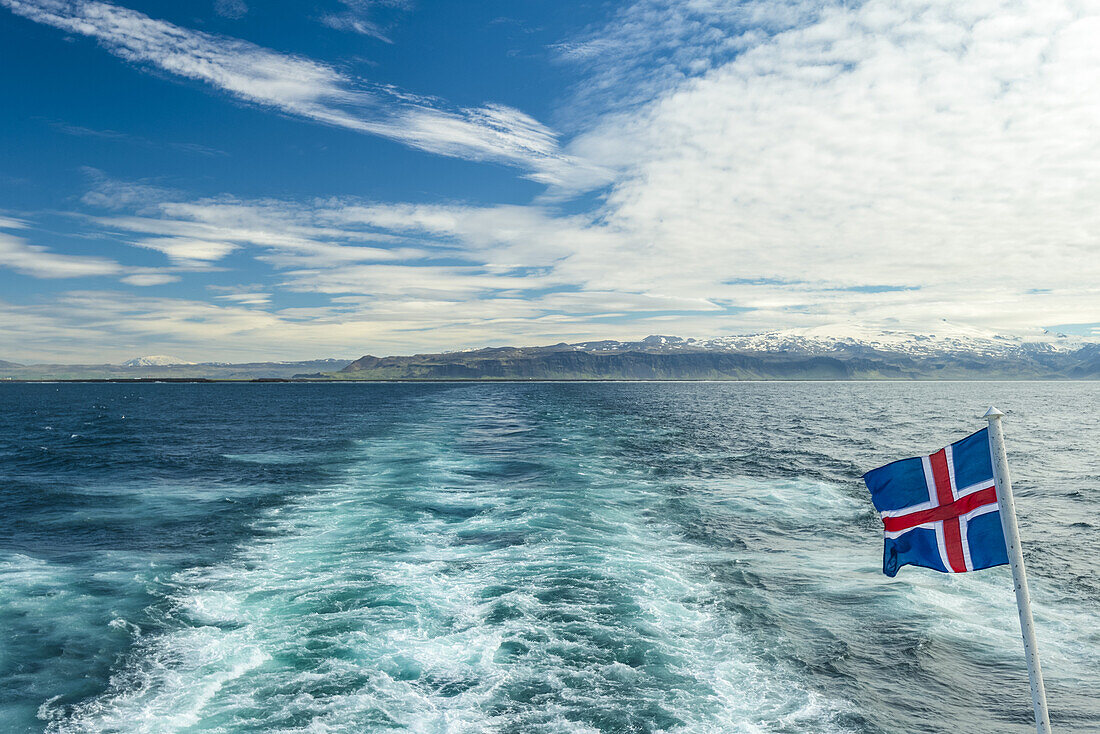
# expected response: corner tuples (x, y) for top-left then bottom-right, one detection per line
(864, 428), (1010, 577)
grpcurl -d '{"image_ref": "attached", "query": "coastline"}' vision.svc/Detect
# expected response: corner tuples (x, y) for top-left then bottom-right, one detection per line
(3, 377), (1098, 383)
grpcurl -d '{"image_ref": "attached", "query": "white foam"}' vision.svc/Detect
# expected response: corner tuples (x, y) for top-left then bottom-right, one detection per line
(221, 452), (303, 465)
(40, 437), (867, 733)
(43, 627), (269, 734)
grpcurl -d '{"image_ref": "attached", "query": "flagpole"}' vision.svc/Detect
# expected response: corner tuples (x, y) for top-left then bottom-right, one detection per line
(984, 406), (1052, 734)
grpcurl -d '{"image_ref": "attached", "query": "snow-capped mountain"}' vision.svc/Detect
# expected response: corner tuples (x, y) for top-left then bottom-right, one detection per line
(7, 326), (1095, 381)
(121, 355), (196, 367)
(571, 323), (1091, 358)
(694, 323), (1088, 358)
(341, 323), (1100, 380)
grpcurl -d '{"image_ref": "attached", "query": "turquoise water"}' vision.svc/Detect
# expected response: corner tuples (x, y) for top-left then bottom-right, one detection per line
(1, 382), (1098, 732)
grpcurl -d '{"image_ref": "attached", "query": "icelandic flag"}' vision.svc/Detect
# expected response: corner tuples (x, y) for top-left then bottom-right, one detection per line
(863, 428), (1009, 577)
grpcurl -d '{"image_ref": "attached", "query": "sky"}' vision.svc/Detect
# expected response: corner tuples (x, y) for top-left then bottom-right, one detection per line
(1, 0), (1098, 363)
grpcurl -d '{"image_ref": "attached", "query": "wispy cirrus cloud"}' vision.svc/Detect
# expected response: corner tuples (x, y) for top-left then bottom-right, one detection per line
(0, 228), (184, 284)
(86, 190), (432, 268)
(129, 237), (239, 263)
(554, 0), (825, 122)
(320, 0), (411, 43)
(0, 214), (182, 284)
(1, 0), (596, 185)
(67, 145), (1100, 339)
(5, 0), (1100, 362)
(120, 272), (179, 286)
(212, 0), (246, 20)
(0, 228), (122, 278)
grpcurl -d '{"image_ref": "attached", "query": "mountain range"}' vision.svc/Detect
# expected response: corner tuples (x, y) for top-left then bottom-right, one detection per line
(3, 325), (1098, 381)
(337, 325), (1100, 381)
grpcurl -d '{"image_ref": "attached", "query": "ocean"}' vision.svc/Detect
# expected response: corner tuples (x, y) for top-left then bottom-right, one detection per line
(1, 382), (1097, 733)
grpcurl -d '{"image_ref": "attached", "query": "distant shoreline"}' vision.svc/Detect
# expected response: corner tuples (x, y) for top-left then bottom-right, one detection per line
(5, 330), (1098, 381)
(2, 377), (1097, 384)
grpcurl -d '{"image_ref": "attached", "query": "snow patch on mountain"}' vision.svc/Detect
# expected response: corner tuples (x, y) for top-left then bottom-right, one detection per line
(700, 323), (1088, 357)
(568, 322), (1093, 357)
(122, 355), (195, 367)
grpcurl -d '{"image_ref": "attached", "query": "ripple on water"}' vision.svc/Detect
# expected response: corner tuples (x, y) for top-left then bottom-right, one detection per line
(39, 435), (863, 733)
(1, 382), (1097, 734)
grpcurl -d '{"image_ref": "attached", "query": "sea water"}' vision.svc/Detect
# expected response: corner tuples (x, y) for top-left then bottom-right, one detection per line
(0, 382), (1097, 733)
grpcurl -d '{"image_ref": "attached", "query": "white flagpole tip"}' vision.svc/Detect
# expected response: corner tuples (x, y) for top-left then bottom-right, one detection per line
(983, 406), (1005, 419)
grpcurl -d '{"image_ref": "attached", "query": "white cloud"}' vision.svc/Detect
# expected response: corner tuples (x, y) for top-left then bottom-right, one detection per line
(320, 0), (410, 43)
(278, 263), (554, 298)
(0, 215), (30, 229)
(0, 213), (184, 284)
(214, 291), (270, 305)
(555, 0), (823, 123)
(0, 288), (734, 363)
(213, 0), (246, 20)
(5, 0), (1100, 360)
(120, 272), (180, 286)
(0, 231), (123, 278)
(556, 0), (1100, 331)
(88, 193), (436, 267)
(1, 0), (591, 184)
(131, 237), (239, 263)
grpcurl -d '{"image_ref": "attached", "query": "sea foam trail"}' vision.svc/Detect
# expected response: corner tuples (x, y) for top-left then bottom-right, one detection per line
(7, 382), (1099, 733)
(39, 389), (861, 733)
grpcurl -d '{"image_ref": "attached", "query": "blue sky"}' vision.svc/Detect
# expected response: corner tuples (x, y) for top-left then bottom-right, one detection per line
(2, 0), (1098, 362)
